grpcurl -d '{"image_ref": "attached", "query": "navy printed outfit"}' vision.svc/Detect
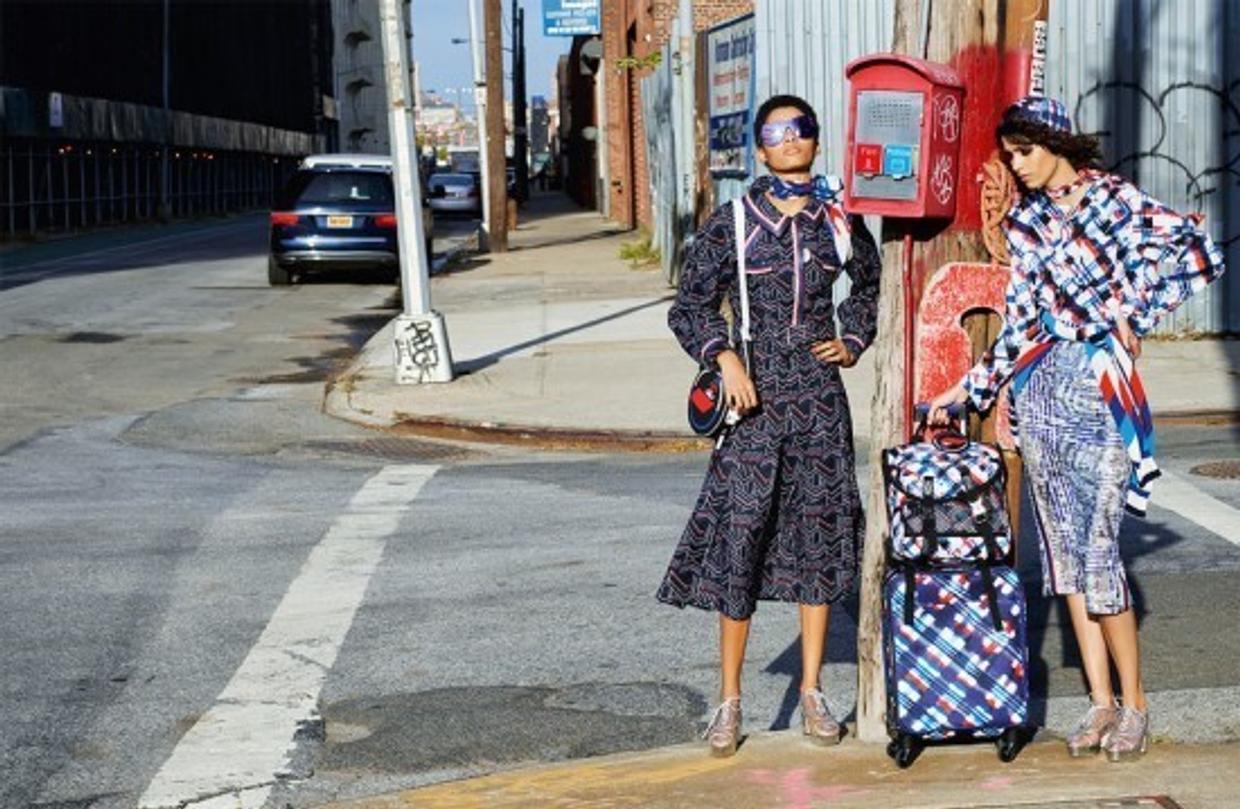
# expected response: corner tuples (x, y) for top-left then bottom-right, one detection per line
(657, 177), (881, 620)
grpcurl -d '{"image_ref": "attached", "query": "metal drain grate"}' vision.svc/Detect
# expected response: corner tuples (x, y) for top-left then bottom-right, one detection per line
(960, 798), (1183, 809)
(302, 437), (475, 462)
(1190, 459), (1240, 479)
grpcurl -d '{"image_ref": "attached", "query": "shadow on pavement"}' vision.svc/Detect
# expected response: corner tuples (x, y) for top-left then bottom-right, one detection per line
(454, 294), (675, 374)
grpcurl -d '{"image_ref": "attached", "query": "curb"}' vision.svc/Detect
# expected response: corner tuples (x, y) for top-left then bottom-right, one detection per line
(1153, 409), (1240, 426)
(391, 415), (713, 453)
(332, 407), (1240, 456)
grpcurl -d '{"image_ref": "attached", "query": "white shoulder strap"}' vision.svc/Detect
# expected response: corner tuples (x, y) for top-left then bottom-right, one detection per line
(732, 198), (751, 343)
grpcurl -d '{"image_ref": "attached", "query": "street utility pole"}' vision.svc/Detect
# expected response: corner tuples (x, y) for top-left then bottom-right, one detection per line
(483, 0), (509, 251)
(467, 0), (493, 250)
(378, 0), (454, 383)
(512, 0), (529, 202)
(853, 0), (1046, 742)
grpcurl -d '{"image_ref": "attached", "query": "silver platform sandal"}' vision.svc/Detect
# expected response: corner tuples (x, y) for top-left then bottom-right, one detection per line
(1102, 706), (1150, 762)
(1066, 700), (1118, 757)
(703, 696), (741, 758)
(800, 688), (842, 746)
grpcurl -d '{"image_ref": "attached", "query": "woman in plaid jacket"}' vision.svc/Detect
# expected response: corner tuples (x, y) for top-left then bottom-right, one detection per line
(930, 96), (1225, 762)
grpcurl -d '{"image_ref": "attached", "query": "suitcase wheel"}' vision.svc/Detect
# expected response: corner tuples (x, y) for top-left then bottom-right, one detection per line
(887, 733), (922, 769)
(997, 726), (1025, 763)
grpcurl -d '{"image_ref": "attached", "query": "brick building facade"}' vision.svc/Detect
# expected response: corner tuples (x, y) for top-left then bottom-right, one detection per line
(601, 0), (753, 230)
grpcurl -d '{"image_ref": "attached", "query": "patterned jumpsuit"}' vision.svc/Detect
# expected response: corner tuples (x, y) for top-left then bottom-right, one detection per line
(657, 177), (881, 620)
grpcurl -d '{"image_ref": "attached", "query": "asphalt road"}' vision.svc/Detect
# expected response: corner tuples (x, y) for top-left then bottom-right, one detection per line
(1, 216), (1237, 809)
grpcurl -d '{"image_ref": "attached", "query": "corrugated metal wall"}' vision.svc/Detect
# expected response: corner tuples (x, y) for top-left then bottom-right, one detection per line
(641, 0), (698, 284)
(1045, 0), (1238, 335)
(748, 0), (895, 310)
(753, 0), (897, 183)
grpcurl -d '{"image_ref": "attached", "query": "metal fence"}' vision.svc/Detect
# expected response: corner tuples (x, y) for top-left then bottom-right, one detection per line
(1, 140), (297, 238)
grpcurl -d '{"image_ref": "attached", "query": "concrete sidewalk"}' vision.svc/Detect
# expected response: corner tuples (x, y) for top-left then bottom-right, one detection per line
(324, 191), (1239, 449)
(319, 731), (1240, 809)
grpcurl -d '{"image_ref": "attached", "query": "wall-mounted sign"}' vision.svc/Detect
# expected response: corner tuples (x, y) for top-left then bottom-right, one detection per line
(707, 14), (755, 179)
(543, 0), (600, 37)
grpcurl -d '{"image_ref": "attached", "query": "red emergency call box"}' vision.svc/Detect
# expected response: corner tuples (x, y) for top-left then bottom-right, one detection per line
(843, 54), (965, 219)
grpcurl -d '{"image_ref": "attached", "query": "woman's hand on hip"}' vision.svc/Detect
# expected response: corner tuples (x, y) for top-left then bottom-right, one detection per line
(717, 350), (758, 414)
(1114, 316), (1142, 359)
(811, 339), (856, 367)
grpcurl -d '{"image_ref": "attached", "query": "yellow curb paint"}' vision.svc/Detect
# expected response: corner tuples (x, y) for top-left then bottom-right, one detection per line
(365, 751), (731, 808)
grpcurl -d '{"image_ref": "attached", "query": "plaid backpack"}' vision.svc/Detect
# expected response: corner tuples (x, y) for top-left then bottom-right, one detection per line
(882, 429), (1011, 565)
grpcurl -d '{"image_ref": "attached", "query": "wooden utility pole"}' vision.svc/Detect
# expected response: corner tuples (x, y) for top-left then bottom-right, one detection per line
(483, 0), (509, 252)
(512, 0), (529, 202)
(855, 0), (1042, 743)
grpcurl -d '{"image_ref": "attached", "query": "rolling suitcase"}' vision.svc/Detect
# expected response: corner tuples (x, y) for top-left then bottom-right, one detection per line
(881, 405), (1029, 768)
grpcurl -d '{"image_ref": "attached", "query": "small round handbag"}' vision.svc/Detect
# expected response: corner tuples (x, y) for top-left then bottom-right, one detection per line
(684, 198), (752, 440)
(687, 367), (728, 436)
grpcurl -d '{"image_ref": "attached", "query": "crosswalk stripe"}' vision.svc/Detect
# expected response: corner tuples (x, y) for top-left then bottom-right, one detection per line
(138, 464), (438, 808)
(1153, 470), (1240, 546)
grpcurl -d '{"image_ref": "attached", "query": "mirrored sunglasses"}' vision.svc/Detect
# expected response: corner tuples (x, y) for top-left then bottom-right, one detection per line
(759, 114), (819, 147)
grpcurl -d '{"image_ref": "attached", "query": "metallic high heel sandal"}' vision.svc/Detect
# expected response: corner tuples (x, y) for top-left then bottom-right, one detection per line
(1066, 700), (1118, 757)
(703, 697), (741, 757)
(1102, 706), (1150, 762)
(800, 688), (841, 746)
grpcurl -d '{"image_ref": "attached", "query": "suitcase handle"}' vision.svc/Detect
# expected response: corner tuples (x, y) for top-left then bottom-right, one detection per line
(913, 402), (968, 449)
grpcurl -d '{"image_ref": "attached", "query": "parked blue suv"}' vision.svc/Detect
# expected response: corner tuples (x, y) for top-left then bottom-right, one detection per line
(268, 154), (432, 286)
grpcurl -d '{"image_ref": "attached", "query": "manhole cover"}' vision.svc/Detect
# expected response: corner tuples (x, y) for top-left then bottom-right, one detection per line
(963, 799), (1182, 809)
(303, 437), (474, 462)
(1190, 459), (1240, 479)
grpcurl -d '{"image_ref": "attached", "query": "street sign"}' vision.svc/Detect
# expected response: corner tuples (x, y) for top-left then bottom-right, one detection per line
(707, 14), (755, 178)
(542, 0), (599, 37)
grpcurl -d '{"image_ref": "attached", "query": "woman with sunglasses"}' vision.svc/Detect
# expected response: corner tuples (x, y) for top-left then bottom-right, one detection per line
(929, 96), (1225, 761)
(658, 95), (881, 756)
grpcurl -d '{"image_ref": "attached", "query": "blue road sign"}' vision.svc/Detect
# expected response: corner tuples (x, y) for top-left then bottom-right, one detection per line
(543, 0), (600, 36)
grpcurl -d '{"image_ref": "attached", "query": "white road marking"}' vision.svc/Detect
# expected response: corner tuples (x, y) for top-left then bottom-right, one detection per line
(1153, 470), (1240, 545)
(138, 464), (438, 809)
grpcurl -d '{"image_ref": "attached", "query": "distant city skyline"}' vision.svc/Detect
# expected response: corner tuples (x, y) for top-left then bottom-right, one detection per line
(411, 0), (572, 113)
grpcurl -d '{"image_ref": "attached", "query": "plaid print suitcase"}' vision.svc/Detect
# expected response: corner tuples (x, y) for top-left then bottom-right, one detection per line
(883, 565), (1029, 766)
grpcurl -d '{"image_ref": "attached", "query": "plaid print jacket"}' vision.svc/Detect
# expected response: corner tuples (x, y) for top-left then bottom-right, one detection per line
(964, 170), (1226, 412)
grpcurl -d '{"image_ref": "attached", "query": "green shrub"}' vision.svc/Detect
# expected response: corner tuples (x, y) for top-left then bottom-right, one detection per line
(619, 230), (661, 269)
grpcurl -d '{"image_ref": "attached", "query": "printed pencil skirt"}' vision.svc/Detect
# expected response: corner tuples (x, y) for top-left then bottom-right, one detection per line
(1014, 341), (1132, 615)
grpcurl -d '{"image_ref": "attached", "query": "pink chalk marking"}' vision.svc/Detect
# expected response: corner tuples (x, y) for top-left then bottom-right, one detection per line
(915, 261), (1015, 449)
(745, 767), (871, 809)
(979, 775), (1016, 790)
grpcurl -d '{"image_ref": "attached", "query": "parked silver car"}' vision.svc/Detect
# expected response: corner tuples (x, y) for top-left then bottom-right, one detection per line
(426, 172), (481, 215)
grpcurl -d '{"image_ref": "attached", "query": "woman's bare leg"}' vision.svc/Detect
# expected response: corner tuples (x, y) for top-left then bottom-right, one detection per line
(1099, 609), (1147, 711)
(1065, 594), (1115, 704)
(719, 615), (751, 699)
(798, 603), (830, 693)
